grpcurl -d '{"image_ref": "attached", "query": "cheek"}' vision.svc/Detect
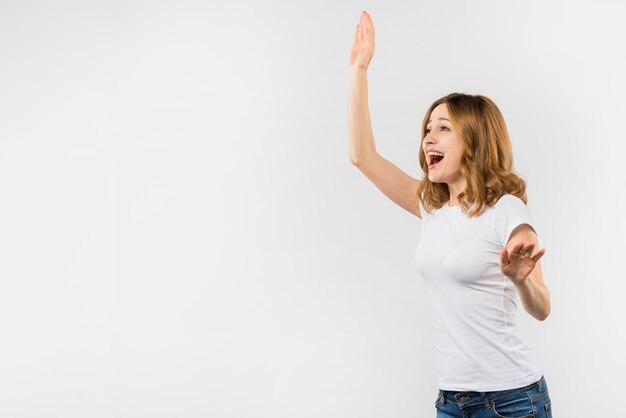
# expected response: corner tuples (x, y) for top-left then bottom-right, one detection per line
(440, 156), (461, 171)
(447, 152), (461, 164)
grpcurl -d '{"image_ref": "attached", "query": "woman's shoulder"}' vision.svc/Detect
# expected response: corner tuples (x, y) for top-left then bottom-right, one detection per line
(495, 193), (526, 207)
(489, 194), (530, 219)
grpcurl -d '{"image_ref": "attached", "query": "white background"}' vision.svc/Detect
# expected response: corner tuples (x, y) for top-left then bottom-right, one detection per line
(0, 0), (624, 417)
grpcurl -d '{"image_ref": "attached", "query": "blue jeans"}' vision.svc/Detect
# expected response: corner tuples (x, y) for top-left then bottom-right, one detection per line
(435, 375), (552, 417)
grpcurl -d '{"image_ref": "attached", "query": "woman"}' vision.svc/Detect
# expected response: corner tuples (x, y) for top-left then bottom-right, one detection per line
(348, 11), (553, 418)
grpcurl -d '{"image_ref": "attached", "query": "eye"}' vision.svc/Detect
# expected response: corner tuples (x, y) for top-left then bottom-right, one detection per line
(425, 126), (449, 134)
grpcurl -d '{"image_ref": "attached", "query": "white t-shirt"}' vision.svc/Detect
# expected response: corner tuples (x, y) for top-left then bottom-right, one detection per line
(415, 193), (543, 391)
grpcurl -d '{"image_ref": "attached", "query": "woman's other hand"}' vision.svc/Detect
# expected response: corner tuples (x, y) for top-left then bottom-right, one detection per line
(500, 241), (546, 286)
(349, 11), (375, 72)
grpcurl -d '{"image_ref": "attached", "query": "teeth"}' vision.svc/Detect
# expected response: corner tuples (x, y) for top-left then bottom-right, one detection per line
(427, 151), (444, 165)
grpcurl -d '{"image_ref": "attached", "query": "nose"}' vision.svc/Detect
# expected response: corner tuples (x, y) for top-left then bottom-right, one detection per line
(424, 128), (438, 140)
(423, 132), (437, 148)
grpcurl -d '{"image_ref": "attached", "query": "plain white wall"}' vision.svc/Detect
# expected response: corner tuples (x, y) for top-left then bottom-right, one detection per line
(0, 0), (624, 417)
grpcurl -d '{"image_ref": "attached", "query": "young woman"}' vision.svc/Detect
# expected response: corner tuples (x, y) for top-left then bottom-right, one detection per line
(348, 11), (553, 418)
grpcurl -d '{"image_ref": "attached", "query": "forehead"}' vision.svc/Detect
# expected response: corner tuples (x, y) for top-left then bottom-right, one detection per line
(427, 103), (449, 124)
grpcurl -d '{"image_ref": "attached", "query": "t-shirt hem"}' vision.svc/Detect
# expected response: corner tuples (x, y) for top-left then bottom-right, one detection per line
(438, 371), (543, 392)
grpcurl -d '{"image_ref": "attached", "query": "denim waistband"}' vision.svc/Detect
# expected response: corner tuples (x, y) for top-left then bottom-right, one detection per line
(438, 375), (546, 406)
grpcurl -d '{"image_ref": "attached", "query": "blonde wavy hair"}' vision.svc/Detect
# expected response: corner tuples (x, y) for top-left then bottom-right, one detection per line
(417, 93), (528, 218)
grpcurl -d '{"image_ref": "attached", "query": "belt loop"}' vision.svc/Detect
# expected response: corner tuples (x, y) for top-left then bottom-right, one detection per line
(441, 390), (446, 405)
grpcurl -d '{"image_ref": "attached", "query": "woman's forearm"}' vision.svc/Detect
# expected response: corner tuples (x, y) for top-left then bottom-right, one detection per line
(515, 278), (551, 321)
(347, 68), (377, 165)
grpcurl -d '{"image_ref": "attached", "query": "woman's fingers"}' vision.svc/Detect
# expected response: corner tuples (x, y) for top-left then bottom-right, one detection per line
(511, 241), (545, 261)
(349, 11), (375, 71)
(359, 14), (363, 38)
(364, 11), (374, 33)
(513, 241), (533, 254)
(509, 242), (524, 257)
(360, 12), (374, 37)
(500, 247), (509, 263)
(531, 248), (545, 262)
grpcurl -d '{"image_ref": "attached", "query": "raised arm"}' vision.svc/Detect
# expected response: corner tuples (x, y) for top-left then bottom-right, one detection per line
(347, 11), (421, 218)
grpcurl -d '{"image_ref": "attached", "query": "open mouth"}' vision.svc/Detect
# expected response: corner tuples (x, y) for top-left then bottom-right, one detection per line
(429, 155), (444, 169)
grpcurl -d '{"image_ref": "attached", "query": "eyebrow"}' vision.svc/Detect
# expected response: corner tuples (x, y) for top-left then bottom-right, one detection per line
(427, 117), (450, 124)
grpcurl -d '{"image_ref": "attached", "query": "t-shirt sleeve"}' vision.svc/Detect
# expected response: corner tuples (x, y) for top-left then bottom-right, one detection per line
(494, 195), (538, 247)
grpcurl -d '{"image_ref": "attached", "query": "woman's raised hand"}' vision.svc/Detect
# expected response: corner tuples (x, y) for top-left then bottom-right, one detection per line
(500, 241), (546, 287)
(349, 11), (375, 72)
